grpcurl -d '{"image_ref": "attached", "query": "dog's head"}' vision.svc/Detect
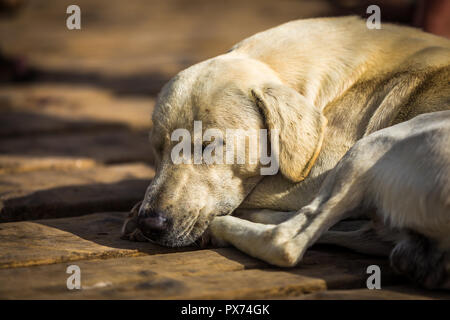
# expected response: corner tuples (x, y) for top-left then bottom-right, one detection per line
(134, 55), (326, 246)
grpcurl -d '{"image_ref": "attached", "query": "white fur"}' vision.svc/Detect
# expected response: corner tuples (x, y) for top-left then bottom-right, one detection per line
(210, 111), (450, 265)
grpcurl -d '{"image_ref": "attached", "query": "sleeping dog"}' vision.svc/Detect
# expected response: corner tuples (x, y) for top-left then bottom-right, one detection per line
(208, 111), (450, 288)
(122, 17), (450, 288)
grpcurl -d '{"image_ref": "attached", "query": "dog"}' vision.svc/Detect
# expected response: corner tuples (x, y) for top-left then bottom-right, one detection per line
(122, 17), (450, 288)
(208, 111), (450, 288)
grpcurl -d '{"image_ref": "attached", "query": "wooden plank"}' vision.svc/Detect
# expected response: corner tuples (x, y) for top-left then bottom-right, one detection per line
(0, 130), (153, 174)
(0, 85), (154, 137)
(0, 210), (407, 299)
(0, 214), (406, 299)
(88, 269), (326, 300)
(0, 210), (393, 276)
(0, 252), (325, 299)
(287, 248), (401, 290)
(0, 212), (194, 269)
(0, 163), (154, 221)
(291, 286), (450, 300)
(0, 247), (404, 299)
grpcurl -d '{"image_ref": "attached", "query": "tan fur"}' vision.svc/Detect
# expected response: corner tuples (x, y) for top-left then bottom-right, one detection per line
(251, 84), (327, 182)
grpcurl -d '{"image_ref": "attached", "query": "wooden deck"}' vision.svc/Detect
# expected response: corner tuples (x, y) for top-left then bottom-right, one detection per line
(1, 211), (450, 299)
(0, 0), (448, 300)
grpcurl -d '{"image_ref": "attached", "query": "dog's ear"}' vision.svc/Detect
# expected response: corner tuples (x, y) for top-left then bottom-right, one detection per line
(251, 83), (327, 182)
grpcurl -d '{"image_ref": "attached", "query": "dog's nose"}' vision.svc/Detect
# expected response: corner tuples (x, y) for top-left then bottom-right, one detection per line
(137, 208), (169, 239)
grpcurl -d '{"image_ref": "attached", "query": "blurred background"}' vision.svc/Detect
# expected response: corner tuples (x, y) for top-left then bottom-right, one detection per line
(1, 0), (449, 85)
(0, 0), (448, 221)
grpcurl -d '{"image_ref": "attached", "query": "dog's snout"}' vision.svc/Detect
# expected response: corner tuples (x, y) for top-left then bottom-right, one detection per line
(137, 208), (170, 239)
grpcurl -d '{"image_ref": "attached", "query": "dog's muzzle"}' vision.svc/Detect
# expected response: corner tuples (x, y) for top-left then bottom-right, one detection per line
(137, 208), (170, 241)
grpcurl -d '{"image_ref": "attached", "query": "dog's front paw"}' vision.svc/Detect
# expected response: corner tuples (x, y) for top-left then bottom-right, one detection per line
(121, 201), (148, 242)
(197, 219), (229, 248)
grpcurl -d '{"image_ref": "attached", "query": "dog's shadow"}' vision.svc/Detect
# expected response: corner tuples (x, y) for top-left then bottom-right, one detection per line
(35, 211), (196, 256)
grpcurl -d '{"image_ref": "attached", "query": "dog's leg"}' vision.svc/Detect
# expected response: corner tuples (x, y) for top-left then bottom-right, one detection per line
(199, 209), (299, 250)
(209, 202), (354, 266)
(233, 209), (393, 256)
(316, 222), (394, 257)
(390, 230), (447, 289)
(233, 209), (298, 224)
(210, 161), (368, 266)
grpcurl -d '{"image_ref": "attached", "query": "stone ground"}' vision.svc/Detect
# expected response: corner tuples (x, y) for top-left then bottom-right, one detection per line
(0, 0), (448, 299)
